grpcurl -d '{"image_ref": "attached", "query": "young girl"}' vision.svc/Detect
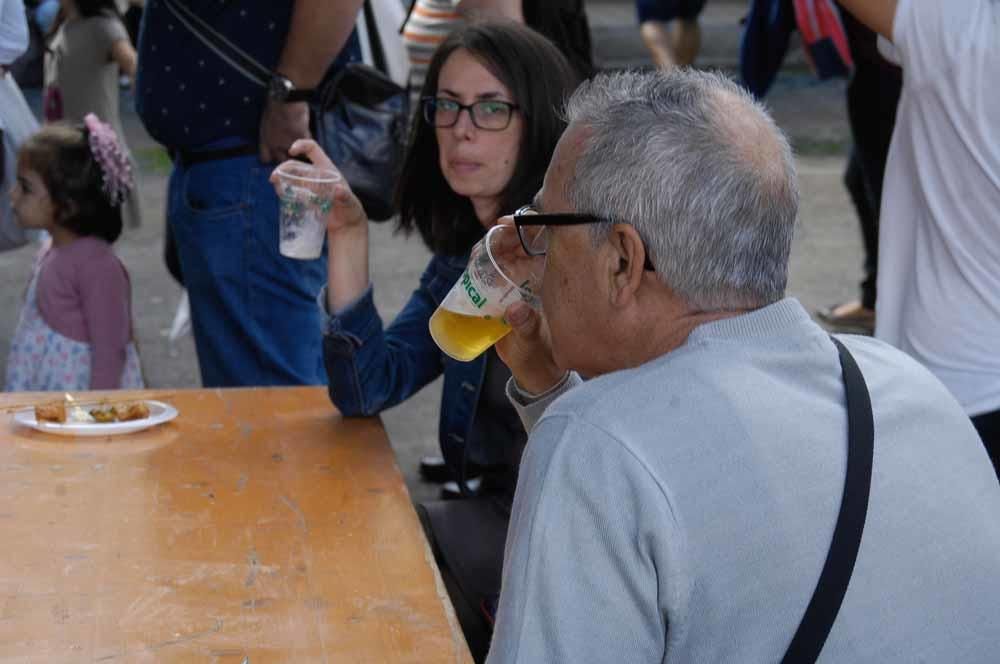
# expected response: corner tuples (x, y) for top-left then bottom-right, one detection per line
(45, 0), (141, 227)
(4, 114), (143, 391)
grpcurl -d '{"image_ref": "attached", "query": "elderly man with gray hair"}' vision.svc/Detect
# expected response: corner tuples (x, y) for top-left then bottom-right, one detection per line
(486, 69), (1000, 663)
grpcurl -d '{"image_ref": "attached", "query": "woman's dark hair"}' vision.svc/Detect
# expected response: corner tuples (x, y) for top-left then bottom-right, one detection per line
(395, 21), (581, 256)
(18, 123), (124, 243)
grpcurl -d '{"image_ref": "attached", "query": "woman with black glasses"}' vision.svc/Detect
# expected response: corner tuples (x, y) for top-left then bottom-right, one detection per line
(273, 21), (579, 661)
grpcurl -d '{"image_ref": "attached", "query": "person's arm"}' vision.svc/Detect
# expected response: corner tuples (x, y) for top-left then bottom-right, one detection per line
(78, 254), (132, 390)
(96, 16), (135, 77)
(836, 0), (898, 41)
(259, 0), (365, 163)
(272, 139), (370, 311)
(320, 265), (450, 417)
(272, 141), (447, 416)
(110, 37), (136, 77)
(487, 415), (679, 663)
(0, 0), (29, 65)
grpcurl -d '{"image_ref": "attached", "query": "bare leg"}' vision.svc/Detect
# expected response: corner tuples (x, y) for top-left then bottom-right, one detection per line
(671, 18), (701, 66)
(640, 18), (701, 69)
(640, 20), (677, 69)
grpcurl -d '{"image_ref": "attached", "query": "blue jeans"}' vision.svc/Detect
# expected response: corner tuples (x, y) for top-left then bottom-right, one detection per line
(168, 154), (327, 387)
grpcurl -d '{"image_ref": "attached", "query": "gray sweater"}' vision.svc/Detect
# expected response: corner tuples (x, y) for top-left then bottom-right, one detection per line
(488, 299), (1000, 663)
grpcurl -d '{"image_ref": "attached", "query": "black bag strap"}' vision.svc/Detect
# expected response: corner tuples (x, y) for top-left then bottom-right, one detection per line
(162, 0), (382, 86)
(781, 337), (874, 663)
(363, 0), (388, 76)
(161, 0), (271, 87)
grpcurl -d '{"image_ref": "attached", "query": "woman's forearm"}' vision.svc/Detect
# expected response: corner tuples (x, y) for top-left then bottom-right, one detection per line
(326, 224), (371, 314)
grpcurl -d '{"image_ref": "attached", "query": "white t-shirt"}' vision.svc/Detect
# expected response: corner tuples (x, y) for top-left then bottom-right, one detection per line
(875, 0), (1000, 416)
(0, 0), (28, 65)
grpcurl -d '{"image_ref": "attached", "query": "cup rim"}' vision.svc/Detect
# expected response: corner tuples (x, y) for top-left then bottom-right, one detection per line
(484, 224), (536, 297)
(275, 162), (341, 184)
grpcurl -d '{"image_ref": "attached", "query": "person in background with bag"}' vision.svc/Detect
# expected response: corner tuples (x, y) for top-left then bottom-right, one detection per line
(45, 0), (142, 229)
(134, 0), (362, 387)
(272, 23), (579, 662)
(484, 68), (1000, 662)
(1, 0), (39, 253)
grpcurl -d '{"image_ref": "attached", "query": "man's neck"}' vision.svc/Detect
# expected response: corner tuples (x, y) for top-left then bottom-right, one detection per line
(614, 304), (751, 373)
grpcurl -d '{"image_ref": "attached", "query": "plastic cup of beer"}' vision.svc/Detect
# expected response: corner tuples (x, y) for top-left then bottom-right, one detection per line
(429, 224), (543, 362)
(275, 161), (340, 260)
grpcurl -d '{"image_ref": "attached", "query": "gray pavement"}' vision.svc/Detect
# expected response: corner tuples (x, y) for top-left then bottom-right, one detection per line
(0, 1), (862, 505)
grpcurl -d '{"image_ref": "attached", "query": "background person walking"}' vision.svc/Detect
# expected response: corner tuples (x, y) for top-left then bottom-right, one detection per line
(45, 0), (142, 228)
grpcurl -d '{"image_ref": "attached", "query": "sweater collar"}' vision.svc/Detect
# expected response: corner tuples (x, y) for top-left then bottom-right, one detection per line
(686, 298), (815, 344)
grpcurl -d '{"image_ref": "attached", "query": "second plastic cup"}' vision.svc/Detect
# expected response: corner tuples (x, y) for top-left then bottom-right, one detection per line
(429, 225), (543, 362)
(275, 162), (341, 260)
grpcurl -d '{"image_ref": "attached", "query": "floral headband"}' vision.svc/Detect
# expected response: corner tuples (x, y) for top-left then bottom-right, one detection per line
(83, 113), (133, 206)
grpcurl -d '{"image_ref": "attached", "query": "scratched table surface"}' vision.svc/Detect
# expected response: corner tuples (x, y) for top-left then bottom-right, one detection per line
(0, 387), (471, 663)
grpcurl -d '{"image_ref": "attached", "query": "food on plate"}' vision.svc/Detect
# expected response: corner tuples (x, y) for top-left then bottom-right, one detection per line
(34, 397), (152, 424)
(88, 404), (117, 422)
(34, 400), (68, 423)
(115, 402), (150, 421)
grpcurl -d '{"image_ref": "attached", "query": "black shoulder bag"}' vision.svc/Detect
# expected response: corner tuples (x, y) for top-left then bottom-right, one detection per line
(162, 0), (409, 222)
(781, 337), (874, 663)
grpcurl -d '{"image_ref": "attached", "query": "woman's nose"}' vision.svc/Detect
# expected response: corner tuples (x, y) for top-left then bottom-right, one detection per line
(451, 107), (477, 138)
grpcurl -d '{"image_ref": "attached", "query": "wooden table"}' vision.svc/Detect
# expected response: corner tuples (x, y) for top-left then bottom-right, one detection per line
(0, 388), (471, 663)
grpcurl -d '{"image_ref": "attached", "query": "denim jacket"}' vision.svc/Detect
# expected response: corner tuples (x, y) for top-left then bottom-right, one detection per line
(321, 253), (495, 472)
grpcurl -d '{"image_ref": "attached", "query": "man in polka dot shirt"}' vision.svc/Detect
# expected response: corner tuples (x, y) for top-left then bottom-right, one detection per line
(136, 0), (362, 387)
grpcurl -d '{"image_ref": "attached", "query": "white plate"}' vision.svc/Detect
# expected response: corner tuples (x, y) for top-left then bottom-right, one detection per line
(12, 400), (178, 437)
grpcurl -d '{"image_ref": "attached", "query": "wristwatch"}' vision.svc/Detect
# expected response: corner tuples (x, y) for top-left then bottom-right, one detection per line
(267, 73), (314, 103)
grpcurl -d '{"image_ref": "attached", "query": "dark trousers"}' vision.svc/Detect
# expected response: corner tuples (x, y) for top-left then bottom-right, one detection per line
(417, 500), (507, 663)
(843, 149), (879, 309)
(843, 22), (902, 309)
(972, 409), (1000, 481)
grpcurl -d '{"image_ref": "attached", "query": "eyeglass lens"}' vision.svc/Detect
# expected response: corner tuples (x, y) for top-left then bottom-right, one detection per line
(425, 99), (513, 130)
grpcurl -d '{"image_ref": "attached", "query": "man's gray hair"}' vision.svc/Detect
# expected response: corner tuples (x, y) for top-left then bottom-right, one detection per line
(564, 69), (799, 311)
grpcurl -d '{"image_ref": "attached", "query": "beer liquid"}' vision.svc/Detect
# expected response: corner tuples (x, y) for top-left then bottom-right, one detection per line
(429, 308), (511, 362)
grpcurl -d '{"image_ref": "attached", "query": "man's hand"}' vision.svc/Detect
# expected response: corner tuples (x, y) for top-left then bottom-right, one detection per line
(259, 99), (310, 164)
(495, 301), (567, 395)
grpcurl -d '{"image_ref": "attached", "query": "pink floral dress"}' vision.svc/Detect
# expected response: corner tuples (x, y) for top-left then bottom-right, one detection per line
(4, 260), (144, 392)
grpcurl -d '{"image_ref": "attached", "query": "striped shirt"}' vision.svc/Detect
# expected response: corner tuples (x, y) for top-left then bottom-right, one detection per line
(402, 0), (464, 106)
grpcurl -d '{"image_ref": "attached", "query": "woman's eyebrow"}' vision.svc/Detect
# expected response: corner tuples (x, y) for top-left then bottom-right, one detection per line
(437, 88), (508, 100)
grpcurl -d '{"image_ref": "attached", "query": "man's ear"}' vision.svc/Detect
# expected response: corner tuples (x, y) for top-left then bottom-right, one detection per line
(607, 223), (646, 307)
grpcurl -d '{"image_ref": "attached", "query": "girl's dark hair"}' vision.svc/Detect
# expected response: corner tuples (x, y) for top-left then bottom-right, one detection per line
(18, 123), (124, 243)
(395, 21), (581, 256)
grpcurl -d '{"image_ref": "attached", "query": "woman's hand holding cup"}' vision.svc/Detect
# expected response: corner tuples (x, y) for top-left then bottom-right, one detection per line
(270, 139), (367, 238)
(270, 139), (372, 310)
